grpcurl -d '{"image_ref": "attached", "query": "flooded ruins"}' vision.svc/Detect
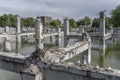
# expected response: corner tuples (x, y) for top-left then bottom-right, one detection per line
(0, 11), (120, 80)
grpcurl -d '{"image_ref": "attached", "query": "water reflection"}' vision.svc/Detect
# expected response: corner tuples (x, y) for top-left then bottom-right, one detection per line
(16, 36), (21, 54)
(3, 37), (11, 52)
(98, 39), (106, 67)
(91, 36), (120, 69)
(0, 69), (20, 80)
(0, 34), (120, 80)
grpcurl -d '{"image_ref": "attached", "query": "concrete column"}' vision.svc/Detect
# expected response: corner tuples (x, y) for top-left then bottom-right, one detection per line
(82, 32), (89, 41)
(82, 41), (91, 64)
(50, 36), (55, 44)
(110, 26), (113, 34)
(16, 36), (21, 54)
(16, 15), (21, 33)
(82, 33), (91, 64)
(100, 39), (106, 51)
(58, 28), (61, 48)
(4, 26), (9, 32)
(79, 27), (84, 33)
(63, 18), (69, 47)
(35, 17), (44, 50)
(99, 39), (105, 67)
(3, 37), (11, 52)
(99, 11), (105, 37)
(99, 52), (105, 67)
(81, 27), (85, 33)
(82, 49), (91, 64)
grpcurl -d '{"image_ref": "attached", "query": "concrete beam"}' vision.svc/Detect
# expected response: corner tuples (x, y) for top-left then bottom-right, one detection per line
(37, 61), (120, 80)
(20, 64), (42, 80)
(0, 52), (25, 73)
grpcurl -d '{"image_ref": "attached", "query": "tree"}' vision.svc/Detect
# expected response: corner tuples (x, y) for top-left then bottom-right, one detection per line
(21, 18), (26, 27)
(69, 18), (77, 28)
(84, 16), (91, 25)
(105, 17), (112, 28)
(77, 16), (91, 27)
(91, 18), (99, 27)
(50, 19), (61, 27)
(91, 17), (112, 28)
(21, 17), (34, 27)
(25, 17), (34, 27)
(0, 14), (35, 27)
(77, 19), (85, 26)
(8, 14), (16, 27)
(111, 5), (120, 27)
(0, 14), (16, 27)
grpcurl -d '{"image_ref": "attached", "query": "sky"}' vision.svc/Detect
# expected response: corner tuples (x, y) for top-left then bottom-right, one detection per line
(0, 0), (120, 19)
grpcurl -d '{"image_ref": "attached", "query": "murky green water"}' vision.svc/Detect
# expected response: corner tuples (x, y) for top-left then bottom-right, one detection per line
(69, 35), (120, 69)
(0, 69), (20, 80)
(0, 34), (120, 80)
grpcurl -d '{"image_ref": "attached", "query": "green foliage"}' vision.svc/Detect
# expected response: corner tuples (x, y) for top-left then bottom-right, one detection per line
(111, 5), (120, 27)
(69, 18), (77, 28)
(77, 19), (84, 26)
(50, 19), (61, 27)
(84, 16), (91, 25)
(91, 18), (99, 27)
(21, 17), (34, 27)
(0, 14), (34, 27)
(0, 14), (16, 27)
(91, 17), (112, 28)
(105, 17), (112, 28)
(77, 16), (91, 27)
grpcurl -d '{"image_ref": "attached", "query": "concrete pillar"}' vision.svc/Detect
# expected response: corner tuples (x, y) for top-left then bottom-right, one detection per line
(50, 36), (55, 44)
(82, 33), (91, 64)
(99, 39), (106, 51)
(82, 48), (91, 64)
(79, 27), (85, 33)
(99, 11), (105, 37)
(16, 15), (21, 33)
(16, 36), (21, 54)
(82, 41), (91, 64)
(99, 51), (105, 67)
(99, 39), (105, 67)
(81, 27), (85, 33)
(63, 18), (69, 47)
(35, 17), (44, 50)
(82, 32), (89, 41)
(58, 28), (61, 48)
(3, 37), (11, 52)
(4, 26), (9, 32)
(110, 26), (113, 34)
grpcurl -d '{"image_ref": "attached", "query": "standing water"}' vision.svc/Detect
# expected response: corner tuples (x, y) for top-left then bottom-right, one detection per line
(0, 34), (120, 80)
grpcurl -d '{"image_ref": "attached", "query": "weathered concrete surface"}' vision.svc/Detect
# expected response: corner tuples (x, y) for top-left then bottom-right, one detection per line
(0, 49), (120, 80)
(16, 15), (21, 33)
(69, 32), (82, 37)
(35, 17), (44, 50)
(38, 61), (120, 80)
(43, 41), (89, 63)
(0, 52), (25, 73)
(63, 18), (69, 47)
(21, 64), (42, 80)
(3, 37), (11, 52)
(99, 11), (105, 37)
(4, 26), (9, 33)
(90, 32), (112, 40)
